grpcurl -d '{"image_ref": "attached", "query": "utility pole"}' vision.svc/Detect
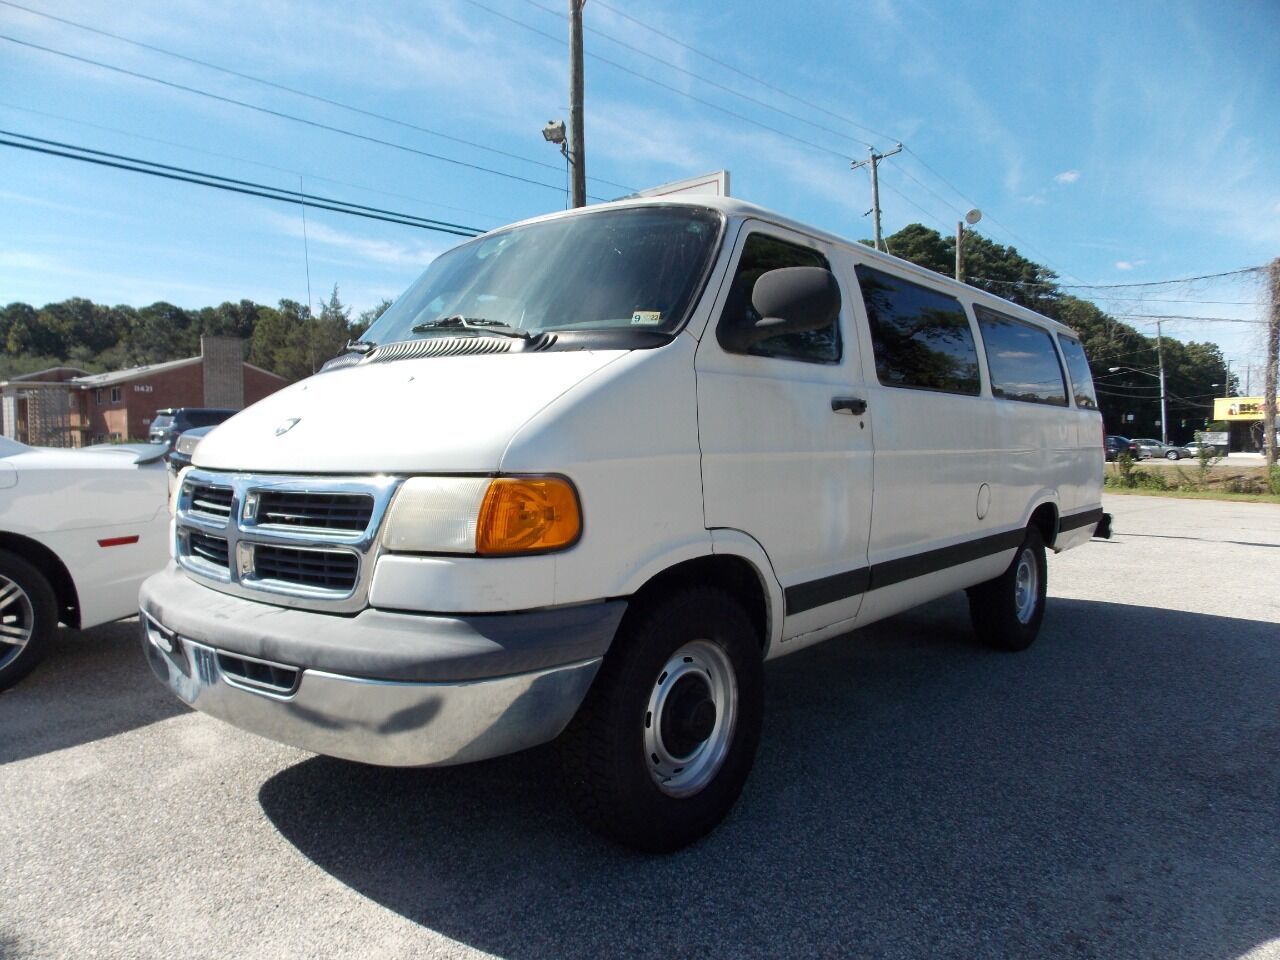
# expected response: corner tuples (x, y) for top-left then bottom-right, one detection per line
(1156, 320), (1169, 446)
(568, 0), (587, 208)
(851, 143), (902, 251)
(955, 209), (982, 282)
(1264, 257), (1280, 465)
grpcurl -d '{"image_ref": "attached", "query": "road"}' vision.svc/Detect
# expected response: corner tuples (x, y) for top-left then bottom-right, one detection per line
(2, 494), (1278, 960)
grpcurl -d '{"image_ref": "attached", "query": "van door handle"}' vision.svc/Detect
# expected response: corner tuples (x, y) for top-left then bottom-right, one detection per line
(831, 396), (867, 415)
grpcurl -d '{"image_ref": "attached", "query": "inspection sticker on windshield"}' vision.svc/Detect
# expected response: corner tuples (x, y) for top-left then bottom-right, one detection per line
(631, 310), (663, 326)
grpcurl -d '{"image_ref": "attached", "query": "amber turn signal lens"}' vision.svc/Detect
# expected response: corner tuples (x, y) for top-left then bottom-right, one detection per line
(475, 476), (581, 555)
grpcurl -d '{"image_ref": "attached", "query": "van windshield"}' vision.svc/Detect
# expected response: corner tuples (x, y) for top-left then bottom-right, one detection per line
(362, 206), (723, 346)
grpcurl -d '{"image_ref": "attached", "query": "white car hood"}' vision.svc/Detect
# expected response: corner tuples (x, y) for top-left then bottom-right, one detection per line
(193, 349), (627, 474)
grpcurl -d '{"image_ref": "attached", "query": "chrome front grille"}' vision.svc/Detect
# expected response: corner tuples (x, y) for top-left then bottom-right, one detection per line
(174, 470), (400, 613)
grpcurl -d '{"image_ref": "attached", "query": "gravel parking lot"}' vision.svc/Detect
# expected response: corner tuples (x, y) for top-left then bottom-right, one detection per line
(3, 494), (1278, 960)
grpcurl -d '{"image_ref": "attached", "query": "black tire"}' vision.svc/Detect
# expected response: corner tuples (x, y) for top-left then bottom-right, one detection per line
(966, 527), (1047, 652)
(1165, 450), (1180, 460)
(559, 587), (764, 853)
(0, 549), (59, 692)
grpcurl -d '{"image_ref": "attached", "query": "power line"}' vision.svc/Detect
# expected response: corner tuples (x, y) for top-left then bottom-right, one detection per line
(975, 267), (1265, 290)
(0, 0), (635, 193)
(591, 0), (901, 145)
(1116, 314), (1266, 325)
(0, 32), (614, 201)
(0, 131), (485, 236)
(518, 0), (877, 151)
(464, 0), (856, 162)
(0, 99), (509, 225)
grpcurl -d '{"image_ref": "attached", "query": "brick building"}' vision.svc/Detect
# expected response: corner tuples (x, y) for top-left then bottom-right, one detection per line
(0, 337), (288, 446)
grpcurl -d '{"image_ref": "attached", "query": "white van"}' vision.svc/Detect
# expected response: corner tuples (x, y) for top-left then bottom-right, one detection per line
(141, 197), (1107, 851)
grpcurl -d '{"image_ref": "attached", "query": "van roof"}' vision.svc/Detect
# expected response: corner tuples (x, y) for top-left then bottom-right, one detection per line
(494, 195), (1076, 337)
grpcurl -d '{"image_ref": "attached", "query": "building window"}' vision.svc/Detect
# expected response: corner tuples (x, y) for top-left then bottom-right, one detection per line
(110, 387), (122, 403)
(95, 389), (103, 405)
(855, 264), (980, 395)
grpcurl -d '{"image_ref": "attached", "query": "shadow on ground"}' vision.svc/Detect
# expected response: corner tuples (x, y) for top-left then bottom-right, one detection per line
(0, 618), (186, 765)
(259, 595), (1280, 960)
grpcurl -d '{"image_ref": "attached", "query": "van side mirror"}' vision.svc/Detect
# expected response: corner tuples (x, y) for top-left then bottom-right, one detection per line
(720, 266), (841, 351)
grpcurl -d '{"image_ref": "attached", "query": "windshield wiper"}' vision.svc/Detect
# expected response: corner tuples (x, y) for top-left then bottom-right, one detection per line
(411, 315), (531, 339)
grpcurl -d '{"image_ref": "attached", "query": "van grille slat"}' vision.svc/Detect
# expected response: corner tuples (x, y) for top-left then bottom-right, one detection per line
(186, 482), (233, 521)
(254, 545), (358, 591)
(188, 531), (230, 570)
(256, 491), (374, 532)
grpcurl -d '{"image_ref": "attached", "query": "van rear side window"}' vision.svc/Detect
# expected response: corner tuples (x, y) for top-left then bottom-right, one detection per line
(975, 307), (1068, 406)
(1057, 335), (1098, 409)
(855, 265), (979, 395)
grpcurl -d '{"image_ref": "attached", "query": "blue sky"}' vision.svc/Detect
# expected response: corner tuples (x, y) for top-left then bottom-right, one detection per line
(1, 0), (1277, 374)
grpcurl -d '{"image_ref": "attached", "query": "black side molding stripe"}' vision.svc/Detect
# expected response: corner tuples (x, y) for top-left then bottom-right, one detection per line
(869, 528), (1024, 592)
(1059, 507), (1104, 533)
(783, 527), (1026, 616)
(784, 567), (871, 616)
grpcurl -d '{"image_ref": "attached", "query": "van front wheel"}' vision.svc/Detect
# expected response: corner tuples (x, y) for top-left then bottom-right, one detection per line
(967, 527), (1047, 652)
(559, 587), (763, 852)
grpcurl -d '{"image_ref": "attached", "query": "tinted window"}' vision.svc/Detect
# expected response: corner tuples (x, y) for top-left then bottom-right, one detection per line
(975, 307), (1068, 406)
(855, 265), (979, 394)
(1057, 335), (1098, 409)
(718, 234), (839, 363)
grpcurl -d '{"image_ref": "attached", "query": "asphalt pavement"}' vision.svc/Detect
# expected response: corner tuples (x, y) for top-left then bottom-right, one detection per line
(2, 494), (1278, 960)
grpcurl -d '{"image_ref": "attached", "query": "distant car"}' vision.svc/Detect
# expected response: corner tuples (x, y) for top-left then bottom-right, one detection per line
(165, 424), (216, 473)
(1104, 435), (1133, 461)
(1130, 438), (1189, 460)
(1182, 440), (1226, 458)
(148, 407), (238, 449)
(0, 437), (171, 689)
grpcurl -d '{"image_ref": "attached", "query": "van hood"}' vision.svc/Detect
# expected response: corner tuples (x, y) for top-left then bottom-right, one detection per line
(193, 349), (627, 474)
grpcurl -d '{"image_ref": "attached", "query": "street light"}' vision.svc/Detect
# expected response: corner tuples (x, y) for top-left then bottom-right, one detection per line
(1110, 365), (1168, 444)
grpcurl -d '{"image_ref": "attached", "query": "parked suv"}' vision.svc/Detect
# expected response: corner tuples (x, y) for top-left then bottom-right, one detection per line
(148, 408), (237, 449)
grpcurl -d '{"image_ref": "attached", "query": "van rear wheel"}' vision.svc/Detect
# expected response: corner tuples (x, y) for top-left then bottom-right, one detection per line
(559, 587), (763, 852)
(967, 527), (1046, 652)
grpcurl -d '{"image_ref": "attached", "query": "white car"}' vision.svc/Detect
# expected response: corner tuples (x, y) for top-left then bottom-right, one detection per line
(0, 437), (171, 689)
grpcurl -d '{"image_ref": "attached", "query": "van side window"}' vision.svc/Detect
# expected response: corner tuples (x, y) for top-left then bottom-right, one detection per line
(855, 265), (979, 395)
(975, 307), (1068, 406)
(1057, 335), (1098, 409)
(718, 234), (840, 363)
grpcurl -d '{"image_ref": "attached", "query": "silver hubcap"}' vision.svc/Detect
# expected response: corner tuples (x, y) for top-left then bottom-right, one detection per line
(644, 639), (738, 798)
(1014, 548), (1039, 625)
(0, 575), (35, 670)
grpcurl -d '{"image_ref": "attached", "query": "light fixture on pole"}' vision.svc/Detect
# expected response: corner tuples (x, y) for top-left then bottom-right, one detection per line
(956, 208), (981, 282)
(1110, 364), (1169, 444)
(542, 119), (570, 208)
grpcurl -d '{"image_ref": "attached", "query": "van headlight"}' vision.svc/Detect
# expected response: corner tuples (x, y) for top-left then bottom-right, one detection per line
(382, 475), (581, 555)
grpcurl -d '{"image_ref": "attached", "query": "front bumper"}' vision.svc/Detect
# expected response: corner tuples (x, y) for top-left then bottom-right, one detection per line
(140, 566), (622, 767)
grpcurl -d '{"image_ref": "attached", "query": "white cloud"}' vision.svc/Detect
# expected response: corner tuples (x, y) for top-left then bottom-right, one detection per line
(1055, 170), (1081, 184)
(1019, 194), (1047, 206)
(1113, 259), (1147, 271)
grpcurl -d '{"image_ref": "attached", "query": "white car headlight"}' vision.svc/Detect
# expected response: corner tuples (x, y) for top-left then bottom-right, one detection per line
(381, 476), (491, 553)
